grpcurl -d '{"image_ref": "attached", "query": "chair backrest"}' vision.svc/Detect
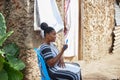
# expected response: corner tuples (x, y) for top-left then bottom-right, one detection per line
(34, 48), (50, 80)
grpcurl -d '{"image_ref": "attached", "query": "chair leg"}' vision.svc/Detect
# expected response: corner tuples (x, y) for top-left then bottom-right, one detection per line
(80, 71), (82, 80)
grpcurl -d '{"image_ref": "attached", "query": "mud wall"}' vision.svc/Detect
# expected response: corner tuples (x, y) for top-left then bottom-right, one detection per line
(0, 0), (63, 80)
(0, 0), (115, 79)
(82, 0), (115, 61)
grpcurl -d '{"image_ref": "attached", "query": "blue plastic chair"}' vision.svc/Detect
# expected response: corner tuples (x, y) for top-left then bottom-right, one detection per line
(34, 48), (51, 80)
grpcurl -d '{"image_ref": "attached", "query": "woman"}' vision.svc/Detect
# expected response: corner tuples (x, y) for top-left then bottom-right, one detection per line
(39, 22), (82, 80)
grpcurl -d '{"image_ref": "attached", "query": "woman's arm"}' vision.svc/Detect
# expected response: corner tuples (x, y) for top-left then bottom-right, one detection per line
(46, 44), (68, 67)
(58, 56), (65, 68)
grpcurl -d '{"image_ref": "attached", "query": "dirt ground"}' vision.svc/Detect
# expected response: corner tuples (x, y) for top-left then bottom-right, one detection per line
(78, 52), (120, 80)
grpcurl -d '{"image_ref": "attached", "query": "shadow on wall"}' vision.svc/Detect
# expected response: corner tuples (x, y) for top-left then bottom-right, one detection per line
(109, 31), (115, 53)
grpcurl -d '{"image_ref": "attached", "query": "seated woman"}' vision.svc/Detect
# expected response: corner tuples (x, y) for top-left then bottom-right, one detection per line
(39, 22), (82, 80)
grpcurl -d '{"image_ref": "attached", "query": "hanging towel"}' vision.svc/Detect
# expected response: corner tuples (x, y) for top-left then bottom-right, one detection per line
(64, 0), (79, 57)
(34, 0), (64, 33)
(115, 1), (120, 26)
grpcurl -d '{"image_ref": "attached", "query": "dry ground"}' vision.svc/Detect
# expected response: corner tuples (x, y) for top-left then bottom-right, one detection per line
(77, 52), (120, 80)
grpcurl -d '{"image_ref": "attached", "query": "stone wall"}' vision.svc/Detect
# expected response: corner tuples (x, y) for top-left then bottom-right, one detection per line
(0, 0), (40, 80)
(83, 0), (115, 61)
(0, 0), (63, 80)
(0, 0), (115, 79)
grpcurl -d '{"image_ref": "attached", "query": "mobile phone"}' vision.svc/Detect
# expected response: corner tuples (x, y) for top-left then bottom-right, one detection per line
(63, 45), (67, 50)
(66, 39), (68, 44)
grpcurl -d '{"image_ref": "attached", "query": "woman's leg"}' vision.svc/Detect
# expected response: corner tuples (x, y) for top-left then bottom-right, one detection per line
(65, 62), (82, 80)
(50, 70), (79, 80)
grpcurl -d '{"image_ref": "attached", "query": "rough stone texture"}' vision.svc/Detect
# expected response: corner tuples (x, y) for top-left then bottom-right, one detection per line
(0, 0), (63, 80)
(83, 0), (114, 61)
(55, 0), (64, 51)
(0, 0), (116, 80)
(1, 0), (41, 80)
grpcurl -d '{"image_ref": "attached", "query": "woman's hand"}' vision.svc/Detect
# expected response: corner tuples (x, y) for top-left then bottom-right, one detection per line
(58, 57), (65, 68)
(57, 44), (68, 68)
(62, 44), (68, 52)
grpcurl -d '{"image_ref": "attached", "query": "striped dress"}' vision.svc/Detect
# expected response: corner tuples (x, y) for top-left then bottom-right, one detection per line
(39, 43), (81, 80)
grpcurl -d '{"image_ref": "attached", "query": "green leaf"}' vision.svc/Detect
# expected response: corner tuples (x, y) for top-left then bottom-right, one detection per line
(6, 55), (25, 71)
(0, 54), (5, 71)
(3, 43), (19, 57)
(4, 62), (23, 80)
(0, 50), (5, 55)
(0, 31), (14, 46)
(0, 13), (6, 36)
(0, 62), (3, 71)
(0, 69), (8, 80)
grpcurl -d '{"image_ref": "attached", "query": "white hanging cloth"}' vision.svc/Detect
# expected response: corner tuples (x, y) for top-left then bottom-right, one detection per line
(64, 0), (79, 57)
(34, 0), (64, 32)
(115, 1), (120, 26)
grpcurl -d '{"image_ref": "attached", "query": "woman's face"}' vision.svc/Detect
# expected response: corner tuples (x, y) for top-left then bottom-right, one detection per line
(47, 30), (56, 42)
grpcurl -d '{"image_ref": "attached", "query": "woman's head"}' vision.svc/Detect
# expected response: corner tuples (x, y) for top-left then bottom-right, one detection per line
(40, 22), (56, 42)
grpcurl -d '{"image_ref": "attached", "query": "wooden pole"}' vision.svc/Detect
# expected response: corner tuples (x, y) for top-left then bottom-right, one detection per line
(78, 0), (83, 60)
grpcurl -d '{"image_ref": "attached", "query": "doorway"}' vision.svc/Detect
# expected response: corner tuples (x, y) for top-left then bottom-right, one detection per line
(63, 0), (83, 60)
